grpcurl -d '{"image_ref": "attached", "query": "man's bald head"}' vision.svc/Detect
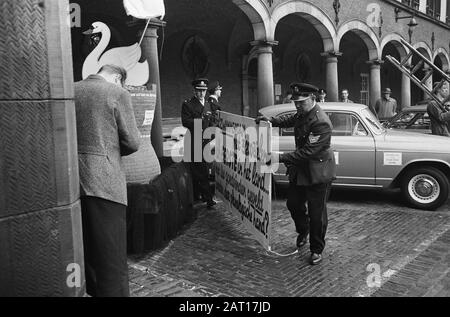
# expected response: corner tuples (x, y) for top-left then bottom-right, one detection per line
(98, 64), (128, 87)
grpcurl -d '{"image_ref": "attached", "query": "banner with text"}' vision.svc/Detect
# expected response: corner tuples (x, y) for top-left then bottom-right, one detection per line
(123, 86), (161, 184)
(214, 112), (273, 250)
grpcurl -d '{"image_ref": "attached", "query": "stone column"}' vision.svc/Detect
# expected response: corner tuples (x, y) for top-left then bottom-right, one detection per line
(367, 59), (383, 110)
(140, 19), (166, 158)
(401, 64), (411, 109)
(250, 41), (278, 109)
(0, 0), (84, 296)
(242, 57), (250, 116)
(321, 52), (342, 102)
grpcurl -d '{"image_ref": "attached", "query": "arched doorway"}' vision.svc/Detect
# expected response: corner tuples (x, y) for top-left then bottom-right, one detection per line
(433, 51), (450, 85)
(339, 32), (370, 104)
(271, 1), (336, 101)
(381, 42), (403, 107)
(337, 21), (380, 107)
(160, 0), (255, 117)
(273, 14), (326, 103)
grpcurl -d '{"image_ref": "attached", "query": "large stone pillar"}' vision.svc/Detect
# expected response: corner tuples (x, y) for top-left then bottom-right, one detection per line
(242, 57), (250, 116)
(251, 41), (277, 109)
(401, 66), (412, 109)
(0, 0), (84, 296)
(321, 52), (342, 102)
(367, 59), (383, 110)
(140, 20), (166, 158)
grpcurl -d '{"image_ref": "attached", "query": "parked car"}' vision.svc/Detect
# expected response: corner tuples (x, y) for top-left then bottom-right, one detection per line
(259, 102), (450, 210)
(383, 101), (431, 134)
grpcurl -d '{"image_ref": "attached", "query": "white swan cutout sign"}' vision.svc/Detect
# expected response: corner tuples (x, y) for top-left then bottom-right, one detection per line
(82, 22), (149, 87)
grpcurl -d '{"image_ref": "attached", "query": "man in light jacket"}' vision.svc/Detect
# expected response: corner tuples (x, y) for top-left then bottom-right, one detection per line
(74, 64), (140, 297)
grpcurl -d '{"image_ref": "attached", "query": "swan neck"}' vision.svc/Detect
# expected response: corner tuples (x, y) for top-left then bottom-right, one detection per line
(90, 27), (111, 61)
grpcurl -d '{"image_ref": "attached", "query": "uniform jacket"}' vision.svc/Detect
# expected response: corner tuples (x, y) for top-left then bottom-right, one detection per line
(272, 104), (336, 186)
(74, 75), (140, 206)
(207, 96), (222, 113)
(207, 96), (221, 127)
(181, 96), (213, 161)
(427, 100), (450, 136)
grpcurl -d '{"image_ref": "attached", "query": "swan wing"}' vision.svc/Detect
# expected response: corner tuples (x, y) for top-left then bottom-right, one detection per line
(99, 43), (142, 71)
(125, 61), (149, 86)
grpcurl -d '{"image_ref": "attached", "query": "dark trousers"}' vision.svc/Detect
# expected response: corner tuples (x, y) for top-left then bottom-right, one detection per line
(81, 196), (130, 297)
(191, 162), (213, 203)
(286, 183), (331, 254)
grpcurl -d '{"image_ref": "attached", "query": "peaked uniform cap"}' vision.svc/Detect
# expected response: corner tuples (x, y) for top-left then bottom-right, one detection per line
(192, 78), (209, 90)
(290, 82), (319, 101)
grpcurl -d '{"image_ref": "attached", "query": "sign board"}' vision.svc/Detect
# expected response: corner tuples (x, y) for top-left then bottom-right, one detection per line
(214, 112), (273, 250)
(123, 86), (161, 184)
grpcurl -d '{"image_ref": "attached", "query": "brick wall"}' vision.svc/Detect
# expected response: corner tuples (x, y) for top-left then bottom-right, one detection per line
(0, 0), (84, 297)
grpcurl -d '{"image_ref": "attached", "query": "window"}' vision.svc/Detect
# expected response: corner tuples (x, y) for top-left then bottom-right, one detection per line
(401, 0), (420, 10)
(327, 112), (369, 136)
(360, 73), (369, 106)
(447, 1), (450, 24)
(361, 109), (384, 135)
(426, 0), (441, 19)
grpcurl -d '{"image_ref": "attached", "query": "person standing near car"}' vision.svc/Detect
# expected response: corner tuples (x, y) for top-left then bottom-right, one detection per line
(316, 88), (327, 103)
(74, 64), (140, 297)
(375, 88), (399, 121)
(207, 81), (223, 128)
(181, 78), (217, 208)
(427, 81), (450, 137)
(340, 89), (353, 103)
(256, 83), (336, 265)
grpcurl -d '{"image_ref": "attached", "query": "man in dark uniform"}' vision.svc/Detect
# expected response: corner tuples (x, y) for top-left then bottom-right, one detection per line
(207, 81), (223, 113)
(181, 78), (217, 208)
(257, 83), (336, 265)
(316, 88), (327, 103)
(207, 81), (223, 128)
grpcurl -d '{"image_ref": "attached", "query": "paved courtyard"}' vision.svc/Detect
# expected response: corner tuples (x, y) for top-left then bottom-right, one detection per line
(128, 188), (450, 297)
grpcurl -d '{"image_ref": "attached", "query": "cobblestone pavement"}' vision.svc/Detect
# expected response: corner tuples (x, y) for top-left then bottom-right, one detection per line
(128, 188), (450, 297)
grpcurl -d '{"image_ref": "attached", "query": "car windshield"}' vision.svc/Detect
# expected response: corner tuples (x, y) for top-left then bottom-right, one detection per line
(361, 108), (384, 134)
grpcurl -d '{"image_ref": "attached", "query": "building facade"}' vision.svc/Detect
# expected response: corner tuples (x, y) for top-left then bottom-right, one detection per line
(71, 0), (450, 118)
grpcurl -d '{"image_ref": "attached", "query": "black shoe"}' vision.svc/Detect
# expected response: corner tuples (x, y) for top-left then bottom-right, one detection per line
(309, 253), (322, 265)
(296, 235), (308, 248)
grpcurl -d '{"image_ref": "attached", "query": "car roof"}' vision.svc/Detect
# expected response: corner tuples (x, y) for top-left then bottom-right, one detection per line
(259, 102), (368, 117)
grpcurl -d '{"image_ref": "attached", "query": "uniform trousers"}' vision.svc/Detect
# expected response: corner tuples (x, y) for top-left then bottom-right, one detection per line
(286, 182), (331, 254)
(191, 162), (213, 203)
(81, 196), (130, 297)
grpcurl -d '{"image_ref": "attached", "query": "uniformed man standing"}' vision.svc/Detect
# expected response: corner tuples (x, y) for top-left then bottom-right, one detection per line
(257, 83), (336, 265)
(182, 78), (217, 208)
(207, 81), (223, 128)
(207, 81), (223, 113)
(316, 88), (327, 103)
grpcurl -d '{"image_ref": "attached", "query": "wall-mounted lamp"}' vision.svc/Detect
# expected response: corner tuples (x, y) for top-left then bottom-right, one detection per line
(394, 8), (418, 44)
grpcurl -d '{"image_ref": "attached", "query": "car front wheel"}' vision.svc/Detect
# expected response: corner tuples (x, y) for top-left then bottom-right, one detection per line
(401, 167), (449, 210)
